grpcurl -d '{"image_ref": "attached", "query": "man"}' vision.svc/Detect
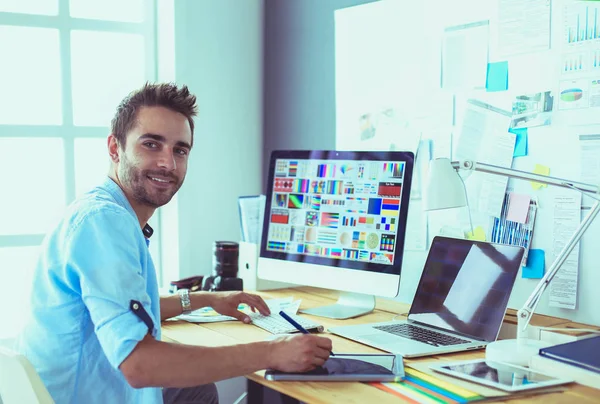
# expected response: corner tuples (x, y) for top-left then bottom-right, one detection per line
(17, 83), (332, 404)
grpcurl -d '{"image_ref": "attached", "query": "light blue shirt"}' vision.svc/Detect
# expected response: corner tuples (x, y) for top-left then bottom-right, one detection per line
(17, 177), (162, 404)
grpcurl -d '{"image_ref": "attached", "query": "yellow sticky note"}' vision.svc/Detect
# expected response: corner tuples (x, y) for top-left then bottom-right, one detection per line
(466, 226), (486, 241)
(531, 164), (550, 190)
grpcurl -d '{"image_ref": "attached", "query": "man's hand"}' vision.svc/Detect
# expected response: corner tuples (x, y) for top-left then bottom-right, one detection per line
(267, 334), (333, 372)
(208, 291), (270, 323)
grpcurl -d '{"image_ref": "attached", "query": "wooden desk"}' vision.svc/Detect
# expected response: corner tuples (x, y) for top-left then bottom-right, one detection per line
(162, 287), (599, 403)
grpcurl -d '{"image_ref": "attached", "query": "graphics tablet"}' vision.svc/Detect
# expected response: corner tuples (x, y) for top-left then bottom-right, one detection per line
(430, 359), (573, 392)
(264, 353), (404, 382)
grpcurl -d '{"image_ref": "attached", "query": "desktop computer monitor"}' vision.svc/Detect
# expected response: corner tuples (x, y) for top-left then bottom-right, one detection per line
(257, 150), (414, 319)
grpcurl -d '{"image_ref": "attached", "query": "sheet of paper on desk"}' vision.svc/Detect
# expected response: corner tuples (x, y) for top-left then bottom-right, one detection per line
(262, 297), (301, 315)
(406, 362), (565, 399)
(176, 305), (250, 323)
(177, 314), (238, 323)
(176, 311), (237, 323)
(374, 364), (501, 402)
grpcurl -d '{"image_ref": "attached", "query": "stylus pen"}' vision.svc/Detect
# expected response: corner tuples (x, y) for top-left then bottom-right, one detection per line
(279, 310), (335, 356)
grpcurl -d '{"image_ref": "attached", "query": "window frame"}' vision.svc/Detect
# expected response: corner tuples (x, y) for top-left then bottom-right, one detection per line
(0, 0), (166, 285)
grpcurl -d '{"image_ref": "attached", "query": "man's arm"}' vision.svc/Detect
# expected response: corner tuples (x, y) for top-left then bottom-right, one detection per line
(119, 333), (332, 388)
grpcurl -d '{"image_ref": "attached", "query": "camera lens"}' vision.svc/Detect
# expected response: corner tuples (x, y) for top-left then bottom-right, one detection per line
(212, 241), (239, 277)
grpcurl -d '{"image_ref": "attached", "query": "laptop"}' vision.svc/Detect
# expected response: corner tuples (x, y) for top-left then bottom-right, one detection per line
(328, 236), (525, 358)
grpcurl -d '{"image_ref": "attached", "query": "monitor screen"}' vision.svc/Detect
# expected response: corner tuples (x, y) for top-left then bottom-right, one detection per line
(259, 150), (414, 297)
(408, 237), (524, 342)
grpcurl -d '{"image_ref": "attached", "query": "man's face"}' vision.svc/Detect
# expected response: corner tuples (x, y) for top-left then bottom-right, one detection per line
(116, 106), (192, 208)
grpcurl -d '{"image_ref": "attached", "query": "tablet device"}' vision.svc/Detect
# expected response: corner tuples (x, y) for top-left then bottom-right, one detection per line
(430, 359), (573, 392)
(264, 353), (404, 382)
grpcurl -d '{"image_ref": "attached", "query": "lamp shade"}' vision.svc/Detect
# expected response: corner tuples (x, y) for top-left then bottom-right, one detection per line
(424, 158), (467, 211)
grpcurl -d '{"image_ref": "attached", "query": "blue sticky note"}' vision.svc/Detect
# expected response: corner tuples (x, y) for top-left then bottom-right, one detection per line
(509, 128), (528, 157)
(486, 61), (509, 92)
(522, 249), (544, 279)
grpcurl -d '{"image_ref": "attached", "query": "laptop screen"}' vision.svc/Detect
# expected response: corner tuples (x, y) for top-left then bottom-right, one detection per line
(408, 236), (524, 342)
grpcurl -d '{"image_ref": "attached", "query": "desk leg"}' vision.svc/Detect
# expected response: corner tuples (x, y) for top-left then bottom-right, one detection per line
(280, 394), (302, 404)
(247, 379), (263, 404)
(246, 379), (301, 404)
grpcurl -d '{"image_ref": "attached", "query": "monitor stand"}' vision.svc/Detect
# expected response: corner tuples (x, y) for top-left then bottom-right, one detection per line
(300, 292), (375, 320)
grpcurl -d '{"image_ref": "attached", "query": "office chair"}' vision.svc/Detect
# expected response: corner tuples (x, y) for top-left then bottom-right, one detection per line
(0, 347), (54, 404)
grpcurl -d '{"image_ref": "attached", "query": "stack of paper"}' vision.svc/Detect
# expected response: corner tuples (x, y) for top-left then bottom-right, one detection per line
(371, 362), (566, 402)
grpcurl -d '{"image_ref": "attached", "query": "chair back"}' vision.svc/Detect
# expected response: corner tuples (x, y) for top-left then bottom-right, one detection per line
(0, 347), (54, 404)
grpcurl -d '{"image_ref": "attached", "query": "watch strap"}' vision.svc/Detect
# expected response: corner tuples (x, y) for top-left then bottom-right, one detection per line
(178, 288), (193, 314)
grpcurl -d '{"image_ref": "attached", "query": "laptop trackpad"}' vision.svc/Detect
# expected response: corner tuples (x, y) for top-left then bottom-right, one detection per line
(358, 333), (400, 345)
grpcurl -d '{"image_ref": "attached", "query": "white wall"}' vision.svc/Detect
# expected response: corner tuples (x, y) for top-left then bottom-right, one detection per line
(174, 0), (264, 280)
(263, 0), (379, 180)
(172, 2), (263, 402)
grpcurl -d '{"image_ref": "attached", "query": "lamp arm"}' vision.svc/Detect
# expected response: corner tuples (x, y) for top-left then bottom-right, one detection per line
(452, 160), (599, 194)
(452, 160), (600, 338)
(517, 199), (600, 335)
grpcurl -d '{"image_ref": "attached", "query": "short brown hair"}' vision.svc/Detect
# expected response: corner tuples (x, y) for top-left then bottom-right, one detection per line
(111, 82), (198, 147)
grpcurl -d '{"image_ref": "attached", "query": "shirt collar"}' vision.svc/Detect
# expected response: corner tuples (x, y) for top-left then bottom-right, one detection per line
(101, 177), (154, 239)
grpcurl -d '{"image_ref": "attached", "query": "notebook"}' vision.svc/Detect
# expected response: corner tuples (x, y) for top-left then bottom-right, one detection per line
(329, 237), (525, 358)
(539, 335), (600, 374)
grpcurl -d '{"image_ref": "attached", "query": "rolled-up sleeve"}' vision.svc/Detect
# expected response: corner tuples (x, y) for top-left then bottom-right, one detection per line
(66, 207), (158, 369)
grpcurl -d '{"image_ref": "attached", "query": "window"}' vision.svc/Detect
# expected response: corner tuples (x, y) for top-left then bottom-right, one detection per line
(0, 0), (164, 340)
(0, 138), (66, 236)
(0, 26), (62, 125)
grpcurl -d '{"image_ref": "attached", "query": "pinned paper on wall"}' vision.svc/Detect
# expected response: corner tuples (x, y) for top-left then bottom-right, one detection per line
(549, 192), (581, 309)
(497, 0), (550, 57)
(486, 61), (509, 92)
(442, 20), (489, 91)
(522, 249), (545, 279)
(466, 226), (486, 241)
(455, 100), (514, 218)
(510, 91), (553, 129)
(510, 128), (528, 157)
(506, 192), (531, 223)
(531, 164), (550, 190)
(439, 226), (465, 239)
(405, 199), (428, 251)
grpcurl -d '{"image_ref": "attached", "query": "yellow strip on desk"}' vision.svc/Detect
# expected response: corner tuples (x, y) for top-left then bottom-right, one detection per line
(405, 368), (479, 398)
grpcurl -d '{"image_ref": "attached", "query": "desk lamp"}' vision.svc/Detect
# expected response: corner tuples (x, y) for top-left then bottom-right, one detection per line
(424, 158), (600, 366)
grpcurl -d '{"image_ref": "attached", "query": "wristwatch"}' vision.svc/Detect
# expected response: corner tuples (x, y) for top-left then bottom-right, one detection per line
(177, 288), (192, 314)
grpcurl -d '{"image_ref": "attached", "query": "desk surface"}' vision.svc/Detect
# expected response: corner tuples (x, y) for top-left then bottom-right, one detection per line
(162, 287), (600, 404)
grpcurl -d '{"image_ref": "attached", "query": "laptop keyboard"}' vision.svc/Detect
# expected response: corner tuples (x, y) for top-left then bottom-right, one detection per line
(373, 323), (470, 346)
